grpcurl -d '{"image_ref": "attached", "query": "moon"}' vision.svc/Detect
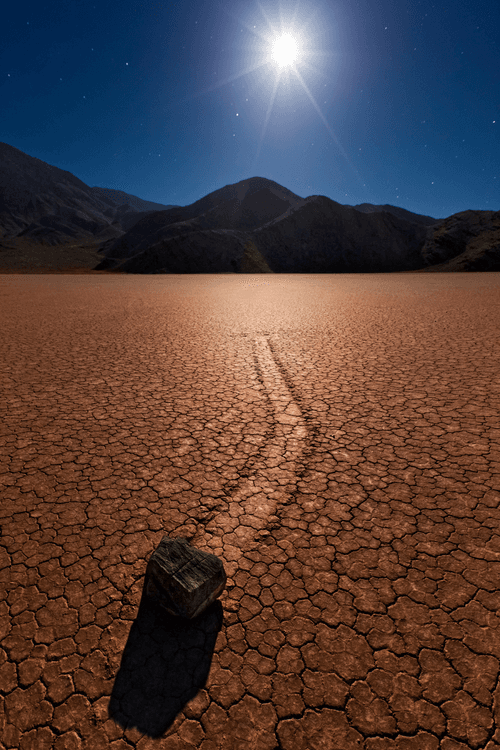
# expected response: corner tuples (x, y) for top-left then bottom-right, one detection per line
(271, 32), (300, 69)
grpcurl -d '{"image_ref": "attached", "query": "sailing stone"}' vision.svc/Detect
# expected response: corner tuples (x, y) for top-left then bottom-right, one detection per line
(144, 536), (227, 619)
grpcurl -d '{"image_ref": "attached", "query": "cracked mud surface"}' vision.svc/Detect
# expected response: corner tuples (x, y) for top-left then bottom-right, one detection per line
(1, 272), (500, 749)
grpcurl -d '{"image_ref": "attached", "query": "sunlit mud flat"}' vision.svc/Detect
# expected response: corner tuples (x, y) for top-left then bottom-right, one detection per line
(1, 273), (499, 748)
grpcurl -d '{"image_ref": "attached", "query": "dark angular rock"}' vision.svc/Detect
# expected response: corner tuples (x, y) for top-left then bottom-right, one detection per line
(144, 536), (226, 619)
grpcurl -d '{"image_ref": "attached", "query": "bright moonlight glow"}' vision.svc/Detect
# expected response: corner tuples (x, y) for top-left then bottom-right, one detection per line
(186, 8), (350, 183)
(271, 33), (299, 68)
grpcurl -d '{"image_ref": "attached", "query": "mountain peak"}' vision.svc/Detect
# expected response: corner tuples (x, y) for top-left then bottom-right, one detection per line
(1, 142), (498, 273)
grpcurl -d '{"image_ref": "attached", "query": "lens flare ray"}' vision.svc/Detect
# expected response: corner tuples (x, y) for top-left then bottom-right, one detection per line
(182, 2), (367, 193)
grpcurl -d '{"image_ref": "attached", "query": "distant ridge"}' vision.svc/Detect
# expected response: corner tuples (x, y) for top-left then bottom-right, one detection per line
(0, 141), (499, 272)
(89, 186), (178, 213)
(352, 203), (441, 227)
(0, 141), (168, 244)
(94, 185), (436, 274)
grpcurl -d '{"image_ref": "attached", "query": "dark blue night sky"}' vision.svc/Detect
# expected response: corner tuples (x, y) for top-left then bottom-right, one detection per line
(2, 0), (498, 218)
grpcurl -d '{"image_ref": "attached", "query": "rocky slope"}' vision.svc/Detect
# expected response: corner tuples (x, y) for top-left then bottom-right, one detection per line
(94, 177), (307, 271)
(416, 210), (500, 271)
(353, 203), (440, 227)
(1, 141), (499, 273)
(0, 141), (174, 245)
(251, 196), (433, 273)
(97, 193), (500, 274)
(97, 192), (436, 274)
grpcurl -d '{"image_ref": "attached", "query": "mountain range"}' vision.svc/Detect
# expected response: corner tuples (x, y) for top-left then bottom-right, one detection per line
(0, 141), (499, 273)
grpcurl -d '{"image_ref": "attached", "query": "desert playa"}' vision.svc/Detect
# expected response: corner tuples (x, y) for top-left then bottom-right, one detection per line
(1, 272), (500, 748)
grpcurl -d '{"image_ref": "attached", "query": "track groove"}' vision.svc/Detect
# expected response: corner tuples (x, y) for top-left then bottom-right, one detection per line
(201, 336), (308, 576)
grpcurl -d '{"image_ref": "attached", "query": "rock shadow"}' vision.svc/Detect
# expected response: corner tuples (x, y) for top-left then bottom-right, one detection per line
(109, 591), (223, 737)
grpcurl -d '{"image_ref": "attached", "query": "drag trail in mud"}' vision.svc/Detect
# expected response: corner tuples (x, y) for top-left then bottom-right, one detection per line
(1, 272), (500, 748)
